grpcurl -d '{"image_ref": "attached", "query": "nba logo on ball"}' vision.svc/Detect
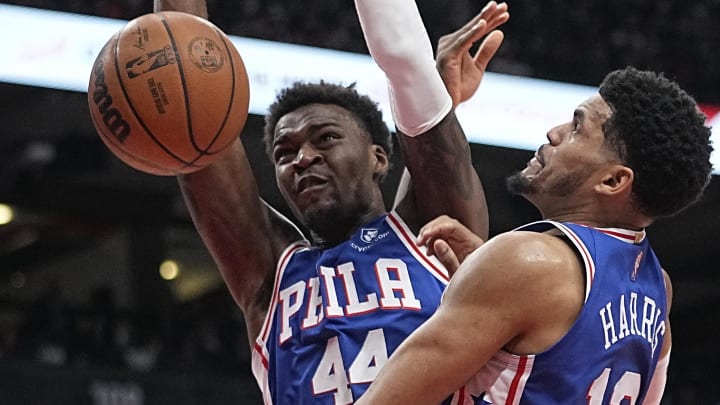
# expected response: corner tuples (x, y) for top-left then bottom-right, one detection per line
(88, 11), (250, 176)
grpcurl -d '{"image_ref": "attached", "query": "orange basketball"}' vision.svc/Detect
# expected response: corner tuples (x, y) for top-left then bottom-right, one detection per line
(88, 11), (250, 175)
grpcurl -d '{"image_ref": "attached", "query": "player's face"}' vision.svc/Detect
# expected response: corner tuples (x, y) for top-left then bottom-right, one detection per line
(272, 103), (387, 233)
(507, 94), (617, 209)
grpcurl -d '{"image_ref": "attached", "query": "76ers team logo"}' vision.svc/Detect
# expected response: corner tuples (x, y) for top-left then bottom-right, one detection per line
(631, 250), (644, 281)
(188, 37), (224, 73)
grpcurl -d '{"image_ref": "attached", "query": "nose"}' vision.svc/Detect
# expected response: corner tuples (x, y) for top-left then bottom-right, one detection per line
(546, 126), (562, 146)
(293, 143), (322, 169)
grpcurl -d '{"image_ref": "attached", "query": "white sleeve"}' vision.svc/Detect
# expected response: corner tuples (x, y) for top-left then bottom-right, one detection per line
(642, 349), (670, 405)
(354, 0), (452, 137)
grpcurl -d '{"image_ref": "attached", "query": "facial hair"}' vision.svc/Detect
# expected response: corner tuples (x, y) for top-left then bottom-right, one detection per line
(506, 170), (534, 195)
(303, 194), (373, 248)
(506, 167), (591, 198)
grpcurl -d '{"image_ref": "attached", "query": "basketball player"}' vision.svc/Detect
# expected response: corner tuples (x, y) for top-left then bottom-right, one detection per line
(153, 0), (508, 403)
(355, 66), (713, 404)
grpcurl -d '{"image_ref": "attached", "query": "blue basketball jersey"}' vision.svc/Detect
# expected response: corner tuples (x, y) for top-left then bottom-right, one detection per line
(457, 221), (668, 405)
(252, 211), (456, 404)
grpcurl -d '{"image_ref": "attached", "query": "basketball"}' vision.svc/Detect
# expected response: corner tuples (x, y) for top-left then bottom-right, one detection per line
(88, 11), (250, 175)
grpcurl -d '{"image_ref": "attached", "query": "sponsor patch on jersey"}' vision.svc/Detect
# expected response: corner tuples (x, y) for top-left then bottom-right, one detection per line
(351, 228), (391, 252)
(360, 228), (379, 243)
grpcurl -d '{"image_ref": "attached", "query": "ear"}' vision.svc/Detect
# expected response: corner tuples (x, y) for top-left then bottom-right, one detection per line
(371, 144), (389, 179)
(595, 164), (634, 196)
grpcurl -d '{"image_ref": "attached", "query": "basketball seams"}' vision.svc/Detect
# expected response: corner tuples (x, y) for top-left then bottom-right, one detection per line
(91, 106), (177, 175)
(90, 84), (189, 176)
(197, 27), (241, 157)
(88, 11), (248, 175)
(158, 13), (199, 163)
(112, 19), (200, 171)
(90, 34), (189, 175)
(163, 14), (238, 161)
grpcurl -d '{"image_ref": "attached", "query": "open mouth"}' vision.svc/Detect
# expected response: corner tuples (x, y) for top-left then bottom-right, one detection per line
(296, 175), (329, 194)
(534, 146), (546, 167)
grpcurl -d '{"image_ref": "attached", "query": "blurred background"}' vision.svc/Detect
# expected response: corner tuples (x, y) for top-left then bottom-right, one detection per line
(0, 0), (718, 404)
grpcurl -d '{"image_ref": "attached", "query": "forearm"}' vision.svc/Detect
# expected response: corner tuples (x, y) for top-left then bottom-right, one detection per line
(177, 141), (278, 338)
(356, 0), (487, 237)
(153, 0), (207, 18)
(354, 0), (452, 136)
(397, 112), (488, 238)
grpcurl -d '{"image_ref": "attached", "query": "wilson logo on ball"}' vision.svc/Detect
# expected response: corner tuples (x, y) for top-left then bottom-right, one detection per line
(90, 57), (131, 143)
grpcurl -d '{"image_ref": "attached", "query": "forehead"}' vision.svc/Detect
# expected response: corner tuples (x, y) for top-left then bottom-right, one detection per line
(577, 94), (613, 125)
(274, 103), (361, 139)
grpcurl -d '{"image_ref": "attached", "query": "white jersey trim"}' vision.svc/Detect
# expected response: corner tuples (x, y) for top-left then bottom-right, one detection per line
(465, 350), (536, 405)
(251, 240), (309, 404)
(386, 210), (450, 284)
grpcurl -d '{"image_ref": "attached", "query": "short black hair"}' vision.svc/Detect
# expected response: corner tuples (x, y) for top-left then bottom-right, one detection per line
(263, 81), (392, 160)
(599, 66), (713, 218)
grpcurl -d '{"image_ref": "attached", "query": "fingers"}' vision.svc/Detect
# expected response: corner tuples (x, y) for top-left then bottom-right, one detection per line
(476, 2), (509, 36)
(433, 239), (461, 276)
(455, 20), (489, 54)
(484, 3), (509, 33)
(473, 30), (505, 72)
(417, 215), (457, 247)
(437, 2), (509, 57)
(459, 1), (497, 36)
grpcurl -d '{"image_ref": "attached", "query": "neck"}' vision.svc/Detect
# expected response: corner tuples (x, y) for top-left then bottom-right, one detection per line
(541, 210), (651, 231)
(311, 206), (388, 248)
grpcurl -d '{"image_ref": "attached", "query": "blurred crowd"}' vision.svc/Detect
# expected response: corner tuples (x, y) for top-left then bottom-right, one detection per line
(5, 0), (719, 104)
(1, 285), (251, 377)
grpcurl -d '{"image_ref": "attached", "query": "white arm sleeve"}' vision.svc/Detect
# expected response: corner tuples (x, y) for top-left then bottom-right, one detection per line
(354, 0), (452, 136)
(643, 349), (670, 405)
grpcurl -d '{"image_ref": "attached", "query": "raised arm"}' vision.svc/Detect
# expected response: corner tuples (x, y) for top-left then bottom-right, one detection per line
(155, 0), (304, 343)
(356, 0), (508, 240)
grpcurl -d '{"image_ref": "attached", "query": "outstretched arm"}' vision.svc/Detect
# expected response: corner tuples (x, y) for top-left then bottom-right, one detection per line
(156, 0), (304, 343)
(392, 3), (508, 214)
(357, 0), (509, 240)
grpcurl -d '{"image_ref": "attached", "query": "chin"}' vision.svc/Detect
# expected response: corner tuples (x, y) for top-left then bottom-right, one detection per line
(302, 201), (340, 229)
(505, 171), (536, 196)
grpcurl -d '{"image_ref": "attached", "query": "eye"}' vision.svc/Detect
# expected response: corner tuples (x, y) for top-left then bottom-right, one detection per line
(571, 122), (580, 134)
(318, 132), (339, 143)
(273, 148), (295, 164)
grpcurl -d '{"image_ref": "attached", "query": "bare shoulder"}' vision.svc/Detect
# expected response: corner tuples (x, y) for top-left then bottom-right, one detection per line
(455, 231), (582, 282)
(444, 230), (586, 353)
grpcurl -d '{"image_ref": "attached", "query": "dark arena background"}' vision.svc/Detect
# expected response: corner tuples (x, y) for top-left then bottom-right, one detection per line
(0, 1), (718, 404)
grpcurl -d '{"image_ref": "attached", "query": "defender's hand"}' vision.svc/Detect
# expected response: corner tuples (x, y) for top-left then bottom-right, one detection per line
(418, 215), (485, 275)
(436, 1), (509, 107)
